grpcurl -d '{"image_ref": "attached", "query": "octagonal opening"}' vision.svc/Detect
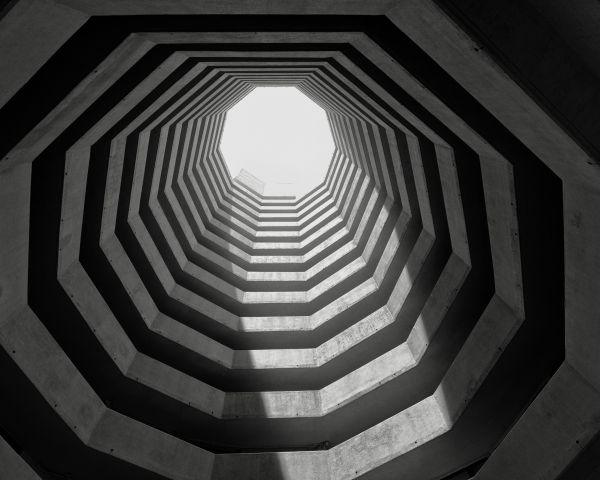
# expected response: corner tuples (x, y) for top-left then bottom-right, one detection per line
(219, 87), (335, 198)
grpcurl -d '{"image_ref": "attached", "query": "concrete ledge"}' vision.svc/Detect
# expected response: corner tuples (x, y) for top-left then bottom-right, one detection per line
(0, 435), (41, 480)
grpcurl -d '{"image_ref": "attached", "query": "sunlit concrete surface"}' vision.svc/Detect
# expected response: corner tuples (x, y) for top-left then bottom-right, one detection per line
(1, 1), (600, 480)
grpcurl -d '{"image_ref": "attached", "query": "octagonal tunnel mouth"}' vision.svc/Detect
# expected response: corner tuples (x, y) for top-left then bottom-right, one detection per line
(219, 86), (335, 199)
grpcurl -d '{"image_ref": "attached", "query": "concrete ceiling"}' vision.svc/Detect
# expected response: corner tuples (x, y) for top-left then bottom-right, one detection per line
(1, 1), (599, 479)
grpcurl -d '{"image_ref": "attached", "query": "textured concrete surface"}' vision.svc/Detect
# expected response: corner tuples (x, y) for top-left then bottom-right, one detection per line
(1, 0), (599, 479)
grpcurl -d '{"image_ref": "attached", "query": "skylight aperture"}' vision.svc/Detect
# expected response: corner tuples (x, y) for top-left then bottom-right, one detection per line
(219, 87), (335, 198)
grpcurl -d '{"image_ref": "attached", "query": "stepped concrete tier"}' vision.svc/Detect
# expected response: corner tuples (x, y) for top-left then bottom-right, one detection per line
(1, 2), (600, 480)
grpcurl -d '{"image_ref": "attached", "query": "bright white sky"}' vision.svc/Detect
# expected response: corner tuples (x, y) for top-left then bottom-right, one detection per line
(219, 87), (335, 198)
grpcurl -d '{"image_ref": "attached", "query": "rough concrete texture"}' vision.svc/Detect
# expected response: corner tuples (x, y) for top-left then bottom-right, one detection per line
(1, 0), (599, 479)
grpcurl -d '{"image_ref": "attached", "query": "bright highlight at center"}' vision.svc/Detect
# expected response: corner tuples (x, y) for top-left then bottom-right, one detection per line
(219, 87), (335, 198)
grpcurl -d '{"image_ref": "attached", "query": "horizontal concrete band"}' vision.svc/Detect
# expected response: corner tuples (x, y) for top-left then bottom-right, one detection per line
(95, 60), (426, 314)
(61, 58), (428, 332)
(41, 37), (492, 450)
(36, 34), (520, 454)
(0, 4), (577, 480)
